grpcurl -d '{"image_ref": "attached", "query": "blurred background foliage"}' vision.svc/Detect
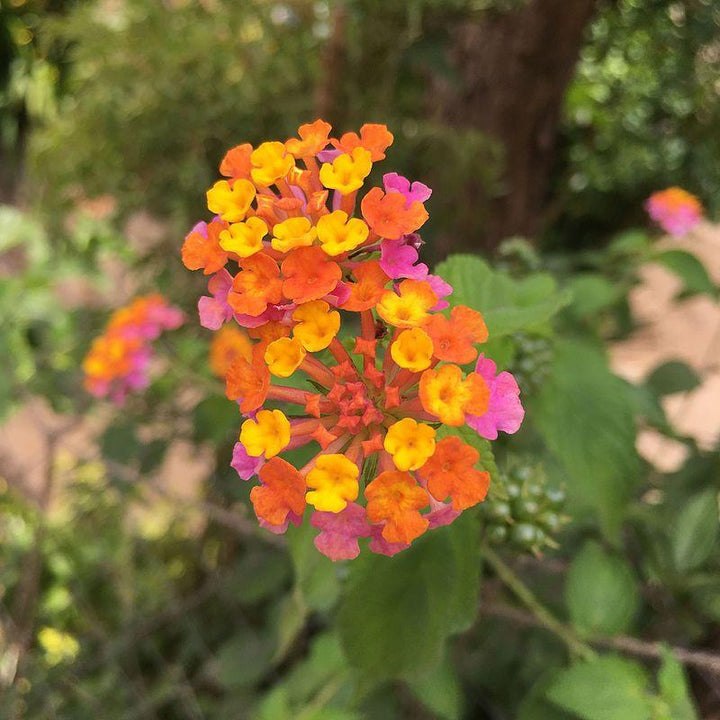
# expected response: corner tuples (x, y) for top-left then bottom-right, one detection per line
(2, 0), (720, 718)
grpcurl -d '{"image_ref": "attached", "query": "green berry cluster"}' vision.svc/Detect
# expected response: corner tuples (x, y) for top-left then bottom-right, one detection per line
(508, 332), (554, 396)
(481, 460), (568, 555)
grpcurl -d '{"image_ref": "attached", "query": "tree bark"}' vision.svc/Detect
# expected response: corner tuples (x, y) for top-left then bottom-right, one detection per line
(439, 0), (598, 250)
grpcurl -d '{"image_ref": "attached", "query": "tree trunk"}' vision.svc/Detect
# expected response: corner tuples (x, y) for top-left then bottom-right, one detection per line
(439, 0), (598, 251)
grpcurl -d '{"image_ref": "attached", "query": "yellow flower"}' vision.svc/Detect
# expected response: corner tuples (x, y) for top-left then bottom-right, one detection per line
(206, 179), (256, 222)
(250, 141), (295, 187)
(419, 364), (489, 426)
(271, 216), (317, 253)
(38, 627), (80, 667)
(219, 216), (268, 257)
(376, 279), (438, 329)
(240, 409), (291, 458)
(292, 300), (340, 351)
(305, 454), (360, 512)
(319, 147), (372, 195)
(384, 418), (436, 471)
(316, 210), (369, 256)
(264, 336), (307, 377)
(390, 327), (434, 372)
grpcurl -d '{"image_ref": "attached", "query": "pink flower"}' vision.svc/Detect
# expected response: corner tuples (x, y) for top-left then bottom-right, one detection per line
(466, 355), (524, 440)
(426, 274), (453, 311)
(231, 442), (264, 480)
(645, 187), (703, 236)
(198, 269), (234, 330)
(367, 525), (411, 557)
(380, 237), (429, 280)
(259, 512), (303, 535)
(383, 172), (432, 207)
(311, 503), (372, 561)
(426, 499), (461, 529)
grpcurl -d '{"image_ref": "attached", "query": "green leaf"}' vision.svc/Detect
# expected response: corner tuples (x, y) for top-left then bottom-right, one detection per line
(284, 633), (349, 706)
(210, 628), (274, 689)
(287, 519), (340, 613)
(100, 422), (140, 464)
(657, 646), (699, 720)
(192, 395), (240, 444)
(607, 229), (651, 258)
(338, 519), (481, 680)
(566, 541), (640, 636)
(518, 674), (576, 720)
(653, 249), (716, 297)
(406, 653), (463, 720)
(531, 339), (639, 539)
(546, 656), (654, 720)
(566, 274), (622, 318)
(671, 490), (718, 571)
(272, 593), (308, 664)
(435, 254), (570, 338)
(646, 361), (701, 397)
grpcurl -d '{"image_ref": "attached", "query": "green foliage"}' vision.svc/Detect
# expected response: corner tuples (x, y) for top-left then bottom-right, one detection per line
(531, 339), (639, 539)
(646, 361), (701, 397)
(546, 656), (655, 720)
(566, 541), (640, 637)
(338, 515), (480, 681)
(435, 254), (571, 338)
(657, 646), (699, 720)
(671, 490), (719, 572)
(560, 0), (720, 235)
(652, 249), (718, 298)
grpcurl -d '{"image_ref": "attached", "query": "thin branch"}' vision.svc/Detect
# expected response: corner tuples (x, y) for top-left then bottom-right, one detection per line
(482, 544), (596, 661)
(483, 601), (720, 678)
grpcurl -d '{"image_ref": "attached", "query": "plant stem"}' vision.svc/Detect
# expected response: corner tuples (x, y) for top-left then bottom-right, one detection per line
(482, 543), (596, 661)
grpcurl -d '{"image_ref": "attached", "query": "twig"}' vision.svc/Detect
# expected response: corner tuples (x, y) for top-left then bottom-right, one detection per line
(482, 544), (596, 661)
(483, 601), (720, 677)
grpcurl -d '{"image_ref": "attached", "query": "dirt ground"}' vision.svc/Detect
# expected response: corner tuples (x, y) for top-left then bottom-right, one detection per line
(610, 221), (720, 471)
(2, 223), (720, 504)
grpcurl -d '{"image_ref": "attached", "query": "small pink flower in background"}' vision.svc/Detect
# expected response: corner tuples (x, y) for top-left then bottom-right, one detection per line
(645, 187), (703, 236)
(83, 294), (184, 405)
(466, 355), (525, 440)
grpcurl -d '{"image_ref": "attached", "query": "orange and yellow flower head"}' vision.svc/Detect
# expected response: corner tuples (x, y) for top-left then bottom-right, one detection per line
(182, 120), (525, 558)
(83, 294), (184, 405)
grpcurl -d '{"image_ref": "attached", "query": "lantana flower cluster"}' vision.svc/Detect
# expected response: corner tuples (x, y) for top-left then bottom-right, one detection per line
(645, 187), (703, 237)
(182, 120), (524, 559)
(83, 294), (184, 404)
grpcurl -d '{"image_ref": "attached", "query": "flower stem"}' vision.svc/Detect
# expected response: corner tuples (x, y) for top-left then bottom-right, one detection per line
(482, 543), (596, 661)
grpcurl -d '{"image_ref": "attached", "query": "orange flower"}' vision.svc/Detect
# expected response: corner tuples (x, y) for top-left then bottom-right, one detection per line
(365, 470), (430, 544)
(417, 436), (490, 510)
(332, 123), (394, 161)
(225, 347), (270, 412)
(419, 364), (489, 425)
(219, 143), (253, 180)
(227, 253), (283, 317)
(285, 119), (332, 157)
(425, 305), (488, 364)
(342, 260), (390, 311)
(281, 246), (342, 304)
(248, 321), (291, 345)
(181, 220), (229, 275)
(250, 457), (306, 526)
(376, 279), (437, 328)
(209, 325), (253, 378)
(361, 187), (428, 239)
